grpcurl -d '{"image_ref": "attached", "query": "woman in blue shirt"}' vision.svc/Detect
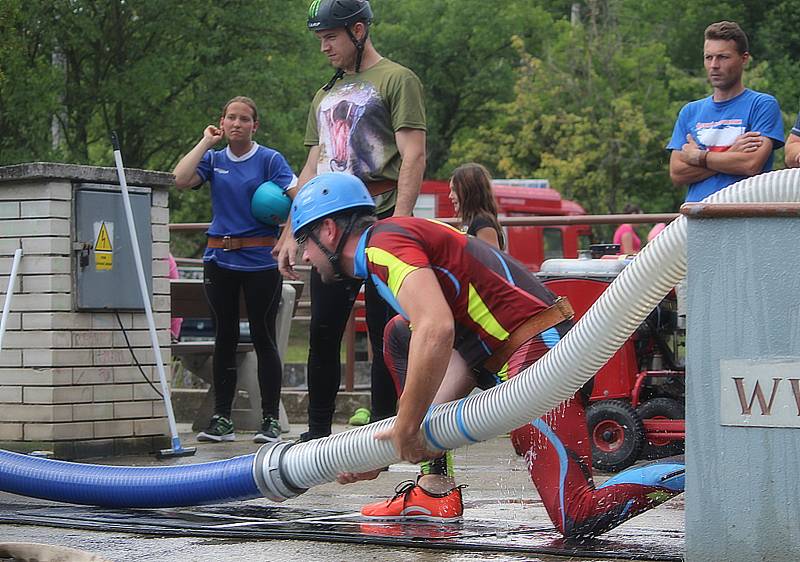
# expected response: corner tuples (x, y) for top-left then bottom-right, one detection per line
(173, 96), (297, 444)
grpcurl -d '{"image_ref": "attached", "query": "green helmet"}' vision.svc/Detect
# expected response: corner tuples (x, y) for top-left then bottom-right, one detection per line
(307, 0), (373, 31)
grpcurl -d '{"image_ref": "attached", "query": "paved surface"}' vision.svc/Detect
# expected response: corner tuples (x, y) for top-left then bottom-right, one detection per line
(0, 423), (684, 562)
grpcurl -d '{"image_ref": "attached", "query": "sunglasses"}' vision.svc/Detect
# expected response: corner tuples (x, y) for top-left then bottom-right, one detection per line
(294, 224), (319, 245)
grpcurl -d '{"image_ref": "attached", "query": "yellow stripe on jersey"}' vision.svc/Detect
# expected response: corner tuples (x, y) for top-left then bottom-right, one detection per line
(467, 283), (509, 341)
(365, 246), (419, 296)
(424, 218), (464, 234)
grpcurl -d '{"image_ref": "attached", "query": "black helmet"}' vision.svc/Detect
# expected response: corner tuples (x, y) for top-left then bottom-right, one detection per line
(307, 0), (373, 31)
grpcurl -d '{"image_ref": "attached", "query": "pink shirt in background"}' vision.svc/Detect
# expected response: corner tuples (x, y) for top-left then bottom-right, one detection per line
(647, 222), (666, 242)
(613, 223), (641, 253)
(168, 253), (183, 341)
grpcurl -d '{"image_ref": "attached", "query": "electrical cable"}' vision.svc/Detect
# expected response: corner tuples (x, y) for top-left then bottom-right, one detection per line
(114, 310), (163, 398)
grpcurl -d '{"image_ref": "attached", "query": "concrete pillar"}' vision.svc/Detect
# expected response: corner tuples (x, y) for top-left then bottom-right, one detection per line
(685, 203), (800, 561)
(0, 162), (173, 458)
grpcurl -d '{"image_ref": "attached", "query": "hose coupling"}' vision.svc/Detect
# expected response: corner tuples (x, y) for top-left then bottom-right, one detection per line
(253, 441), (307, 502)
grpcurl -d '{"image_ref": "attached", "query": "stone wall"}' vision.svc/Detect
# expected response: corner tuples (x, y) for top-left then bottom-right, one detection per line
(0, 163), (173, 458)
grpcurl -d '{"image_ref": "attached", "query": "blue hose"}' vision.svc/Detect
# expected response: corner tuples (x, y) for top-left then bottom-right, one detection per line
(0, 450), (260, 508)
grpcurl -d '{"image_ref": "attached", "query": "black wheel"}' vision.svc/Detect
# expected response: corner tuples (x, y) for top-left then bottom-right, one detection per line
(636, 397), (685, 460)
(586, 400), (645, 472)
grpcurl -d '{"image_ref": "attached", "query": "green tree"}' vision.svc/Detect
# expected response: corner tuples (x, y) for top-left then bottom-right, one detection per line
(756, 1), (800, 116)
(2, 0), (796, 231)
(0, 0), (328, 253)
(0, 0), (324, 171)
(448, 0), (698, 215)
(373, 0), (555, 176)
(0, 0), (62, 165)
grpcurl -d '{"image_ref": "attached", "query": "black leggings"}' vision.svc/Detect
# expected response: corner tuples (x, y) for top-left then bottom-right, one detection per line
(203, 261), (282, 420)
(306, 267), (397, 435)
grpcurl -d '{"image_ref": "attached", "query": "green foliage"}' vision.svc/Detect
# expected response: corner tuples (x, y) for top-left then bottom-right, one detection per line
(0, 0), (325, 166)
(756, 1), (800, 113)
(446, 0), (795, 214)
(373, 0), (555, 176)
(448, 7), (685, 214)
(0, 0), (62, 164)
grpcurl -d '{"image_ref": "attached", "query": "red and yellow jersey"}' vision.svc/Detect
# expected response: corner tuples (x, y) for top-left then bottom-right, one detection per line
(354, 216), (559, 367)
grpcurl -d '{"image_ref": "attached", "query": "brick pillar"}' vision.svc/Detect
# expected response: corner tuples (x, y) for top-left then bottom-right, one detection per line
(0, 163), (173, 459)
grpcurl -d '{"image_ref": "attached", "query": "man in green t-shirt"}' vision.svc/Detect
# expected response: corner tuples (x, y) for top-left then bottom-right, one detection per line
(275, 0), (427, 442)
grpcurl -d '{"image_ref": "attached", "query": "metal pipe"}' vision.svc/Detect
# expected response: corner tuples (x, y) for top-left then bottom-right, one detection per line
(0, 248), (23, 353)
(111, 132), (193, 458)
(168, 213), (679, 231)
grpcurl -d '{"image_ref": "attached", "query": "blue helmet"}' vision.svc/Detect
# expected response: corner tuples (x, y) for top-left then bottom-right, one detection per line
(291, 173), (375, 237)
(251, 181), (291, 226)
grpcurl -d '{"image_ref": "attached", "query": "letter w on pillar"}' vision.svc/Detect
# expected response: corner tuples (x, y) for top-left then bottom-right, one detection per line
(732, 377), (782, 416)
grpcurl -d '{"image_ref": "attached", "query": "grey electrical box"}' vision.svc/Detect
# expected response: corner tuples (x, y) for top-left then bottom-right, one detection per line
(74, 185), (152, 310)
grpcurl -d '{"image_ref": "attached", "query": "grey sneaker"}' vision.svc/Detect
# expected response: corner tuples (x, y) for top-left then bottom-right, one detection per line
(254, 417), (281, 443)
(197, 415), (235, 442)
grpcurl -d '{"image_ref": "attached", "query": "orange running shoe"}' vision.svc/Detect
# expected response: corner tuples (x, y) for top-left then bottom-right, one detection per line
(360, 480), (464, 523)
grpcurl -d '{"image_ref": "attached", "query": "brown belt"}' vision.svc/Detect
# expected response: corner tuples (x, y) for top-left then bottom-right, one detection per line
(207, 236), (277, 251)
(366, 179), (397, 197)
(483, 297), (574, 373)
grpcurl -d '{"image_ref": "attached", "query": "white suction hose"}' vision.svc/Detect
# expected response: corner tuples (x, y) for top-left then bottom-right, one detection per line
(257, 168), (800, 498)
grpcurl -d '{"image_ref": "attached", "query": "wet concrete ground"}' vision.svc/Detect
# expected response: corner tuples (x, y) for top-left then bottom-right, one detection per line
(0, 423), (684, 561)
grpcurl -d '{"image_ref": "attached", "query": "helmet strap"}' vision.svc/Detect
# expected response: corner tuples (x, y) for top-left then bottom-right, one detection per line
(322, 68), (345, 91)
(321, 23), (369, 91)
(345, 24), (369, 73)
(307, 213), (359, 281)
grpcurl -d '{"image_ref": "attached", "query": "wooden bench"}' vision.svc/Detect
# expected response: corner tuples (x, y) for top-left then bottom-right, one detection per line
(170, 278), (303, 432)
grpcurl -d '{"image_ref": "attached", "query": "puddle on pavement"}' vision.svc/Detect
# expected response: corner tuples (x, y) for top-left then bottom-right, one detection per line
(0, 502), (683, 560)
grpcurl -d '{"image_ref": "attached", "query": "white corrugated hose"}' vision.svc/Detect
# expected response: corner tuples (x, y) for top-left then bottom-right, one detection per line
(274, 168), (800, 492)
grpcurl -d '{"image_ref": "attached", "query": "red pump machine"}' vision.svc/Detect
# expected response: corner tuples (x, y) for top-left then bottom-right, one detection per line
(538, 250), (686, 471)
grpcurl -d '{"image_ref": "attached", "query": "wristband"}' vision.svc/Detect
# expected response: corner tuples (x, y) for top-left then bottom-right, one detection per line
(699, 150), (708, 168)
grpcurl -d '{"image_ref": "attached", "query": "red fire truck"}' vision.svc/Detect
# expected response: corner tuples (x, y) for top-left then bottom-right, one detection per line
(414, 179), (591, 270)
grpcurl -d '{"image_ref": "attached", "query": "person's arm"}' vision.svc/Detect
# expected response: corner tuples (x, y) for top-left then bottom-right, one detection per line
(701, 139), (774, 177)
(274, 145), (321, 280)
(474, 226), (501, 250)
(384, 268), (454, 463)
(669, 133), (715, 186)
(619, 230), (635, 254)
(393, 128), (426, 216)
(670, 132), (773, 185)
(172, 125), (223, 189)
(669, 148), (715, 186)
(785, 133), (800, 168)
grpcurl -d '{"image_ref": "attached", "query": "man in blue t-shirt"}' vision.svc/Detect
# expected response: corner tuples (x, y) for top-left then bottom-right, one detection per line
(785, 112), (800, 168)
(667, 21), (784, 203)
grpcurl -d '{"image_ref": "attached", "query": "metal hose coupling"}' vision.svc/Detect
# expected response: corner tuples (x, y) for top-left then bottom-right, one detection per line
(253, 441), (307, 502)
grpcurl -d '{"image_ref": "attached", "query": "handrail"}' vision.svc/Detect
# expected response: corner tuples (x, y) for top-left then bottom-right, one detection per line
(168, 212), (680, 395)
(168, 212), (679, 232)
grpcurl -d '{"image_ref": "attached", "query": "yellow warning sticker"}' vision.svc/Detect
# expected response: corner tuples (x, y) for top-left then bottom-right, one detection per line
(94, 221), (114, 271)
(96, 253), (113, 270)
(95, 222), (113, 252)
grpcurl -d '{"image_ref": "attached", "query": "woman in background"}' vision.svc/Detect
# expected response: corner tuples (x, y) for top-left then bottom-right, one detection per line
(449, 163), (505, 250)
(173, 96), (296, 444)
(613, 203), (643, 254)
